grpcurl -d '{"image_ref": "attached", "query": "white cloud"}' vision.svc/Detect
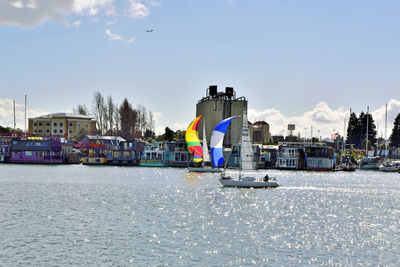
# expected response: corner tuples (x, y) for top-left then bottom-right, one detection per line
(105, 28), (136, 43)
(128, 0), (149, 19)
(0, 98), (49, 130)
(10, 1), (23, 9)
(248, 100), (400, 139)
(72, 20), (82, 28)
(72, 0), (115, 16)
(1, 0), (160, 29)
(0, 0), (115, 28)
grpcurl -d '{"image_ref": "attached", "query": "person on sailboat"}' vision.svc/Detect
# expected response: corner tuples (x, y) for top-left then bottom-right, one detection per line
(263, 174), (269, 182)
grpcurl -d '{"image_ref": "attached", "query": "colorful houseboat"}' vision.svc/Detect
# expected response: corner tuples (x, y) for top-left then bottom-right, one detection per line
(81, 135), (124, 165)
(140, 141), (174, 167)
(9, 137), (63, 164)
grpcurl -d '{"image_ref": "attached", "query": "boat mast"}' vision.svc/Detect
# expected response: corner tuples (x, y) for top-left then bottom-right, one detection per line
(366, 106), (369, 155)
(385, 104), (388, 158)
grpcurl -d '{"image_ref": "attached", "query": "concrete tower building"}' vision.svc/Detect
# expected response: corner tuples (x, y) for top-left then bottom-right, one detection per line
(196, 86), (247, 147)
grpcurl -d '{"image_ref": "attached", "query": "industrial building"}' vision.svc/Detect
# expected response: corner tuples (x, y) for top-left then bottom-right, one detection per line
(196, 85), (247, 147)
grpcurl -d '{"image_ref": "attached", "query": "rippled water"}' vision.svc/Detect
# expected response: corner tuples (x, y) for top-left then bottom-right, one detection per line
(1, 164), (400, 266)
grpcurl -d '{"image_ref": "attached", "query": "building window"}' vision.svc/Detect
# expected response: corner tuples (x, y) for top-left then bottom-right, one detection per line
(39, 122), (42, 126)
(46, 130), (50, 133)
(34, 130), (37, 133)
(59, 130), (63, 134)
(34, 123), (37, 126)
(53, 129), (57, 134)
(46, 122), (50, 126)
(60, 122), (63, 127)
(39, 129), (42, 133)
(86, 124), (88, 128)
(69, 122), (73, 127)
(69, 130), (73, 134)
(53, 122), (57, 127)
(78, 123), (80, 127)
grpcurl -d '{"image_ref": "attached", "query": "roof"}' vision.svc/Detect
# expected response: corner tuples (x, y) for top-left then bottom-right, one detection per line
(31, 113), (95, 120)
(253, 121), (269, 126)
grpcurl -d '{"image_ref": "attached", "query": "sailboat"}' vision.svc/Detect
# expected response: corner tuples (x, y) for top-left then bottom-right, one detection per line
(218, 108), (279, 188)
(186, 115), (221, 172)
(379, 104), (398, 172)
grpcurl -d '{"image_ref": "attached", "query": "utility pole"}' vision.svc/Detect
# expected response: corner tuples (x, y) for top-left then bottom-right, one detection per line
(13, 100), (16, 132)
(25, 94), (27, 133)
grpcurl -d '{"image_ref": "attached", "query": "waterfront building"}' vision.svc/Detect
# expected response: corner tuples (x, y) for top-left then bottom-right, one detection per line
(28, 113), (96, 140)
(250, 121), (272, 144)
(9, 137), (63, 164)
(196, 86), (247, 148)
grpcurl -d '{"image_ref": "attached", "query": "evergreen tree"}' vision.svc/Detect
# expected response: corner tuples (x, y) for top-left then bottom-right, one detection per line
(119, 98), (137, 140)
(346, 112), (359, 147)
(390, 113), (400, 147)
(164, 127), (175, 141)
(359, 112), (377, 149)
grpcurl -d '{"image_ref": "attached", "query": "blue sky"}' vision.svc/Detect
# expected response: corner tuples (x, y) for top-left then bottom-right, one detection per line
(1, 0), (400, 138)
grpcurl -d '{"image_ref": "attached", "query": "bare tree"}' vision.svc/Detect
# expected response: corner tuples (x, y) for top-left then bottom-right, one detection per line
(75, 104), (89, 115)
(92, 91), (105, 135)
(114, 103), (120, 134)
(106, 96), (115, 135)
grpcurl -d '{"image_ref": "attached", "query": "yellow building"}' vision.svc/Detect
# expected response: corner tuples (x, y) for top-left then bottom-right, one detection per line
(28, 113), (97, 140)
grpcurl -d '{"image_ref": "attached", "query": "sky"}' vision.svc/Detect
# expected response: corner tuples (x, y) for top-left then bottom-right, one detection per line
(1, 0), (400, 139)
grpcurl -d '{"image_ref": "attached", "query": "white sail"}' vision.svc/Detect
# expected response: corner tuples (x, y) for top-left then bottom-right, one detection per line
(240, 108), (255, 171)
(202, 119), (210, 163)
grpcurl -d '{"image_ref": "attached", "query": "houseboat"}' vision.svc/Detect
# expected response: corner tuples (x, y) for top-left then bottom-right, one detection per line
(81, 135), (124, 165)
(170, 139), (192, 168)
(305, 144), (335, 171)
(275, 142), (306, 170)
(107, 140), (145, 166)
(140, 141), (174, 167)
(9, 137), (63, 164)
(227, 143), (260, 169)
(0, 143), (10, 162)
(257, 145), (278, 169)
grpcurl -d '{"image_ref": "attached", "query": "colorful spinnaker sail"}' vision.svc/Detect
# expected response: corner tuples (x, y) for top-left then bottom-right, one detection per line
(185, 115), (203, 163)
(210, 116), (237, 167)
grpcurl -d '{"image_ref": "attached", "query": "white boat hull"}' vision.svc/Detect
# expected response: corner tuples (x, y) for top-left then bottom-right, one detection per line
(188, 167), (222, 173)
(219, 178), (279, 188)
(379, 166), (398, 172)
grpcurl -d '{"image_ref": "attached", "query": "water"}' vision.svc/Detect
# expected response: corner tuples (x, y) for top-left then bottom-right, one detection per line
(1, 164), (400, 266)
